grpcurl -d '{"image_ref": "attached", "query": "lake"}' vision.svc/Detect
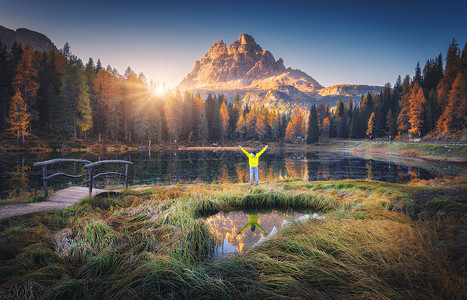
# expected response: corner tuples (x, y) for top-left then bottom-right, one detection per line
(0, 149), (460, 198)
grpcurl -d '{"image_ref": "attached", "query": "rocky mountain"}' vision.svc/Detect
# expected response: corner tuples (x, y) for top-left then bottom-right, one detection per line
(178, 34), (323, 100)
(0, 25), (58, 53)
(319, 84), (382, 97)
(178, 34), (382, 112)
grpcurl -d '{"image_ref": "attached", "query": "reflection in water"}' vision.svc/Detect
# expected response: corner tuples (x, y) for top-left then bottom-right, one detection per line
(0, 150), (453, 198)
(7, 161), (30, 197)
(205, 210), (323, 258)
(239, 214), (266, 234)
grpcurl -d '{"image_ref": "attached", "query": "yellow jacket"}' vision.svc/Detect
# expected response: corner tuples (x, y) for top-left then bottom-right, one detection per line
(239, 214), (266, 234)
(241, 146), (267, 167)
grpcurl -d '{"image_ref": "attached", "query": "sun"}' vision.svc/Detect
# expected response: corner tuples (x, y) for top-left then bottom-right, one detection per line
(153, 85), (167, 96)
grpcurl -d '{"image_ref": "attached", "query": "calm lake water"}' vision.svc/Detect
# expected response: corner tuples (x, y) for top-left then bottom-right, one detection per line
(0, 149), (460, 199)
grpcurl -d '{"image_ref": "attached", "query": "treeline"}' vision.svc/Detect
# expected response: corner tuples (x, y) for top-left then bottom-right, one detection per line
(1, 39), (466, 146)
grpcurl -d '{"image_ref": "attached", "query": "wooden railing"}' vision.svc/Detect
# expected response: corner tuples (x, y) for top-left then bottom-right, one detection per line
(83, 160), (133, 197)
(33, 159), (92, 196)
(33, 159), (133, 197)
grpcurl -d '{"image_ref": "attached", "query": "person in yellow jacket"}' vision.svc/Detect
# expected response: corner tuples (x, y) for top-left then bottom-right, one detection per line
(239, 214), (266, 234)
(239, 145), (268, 186)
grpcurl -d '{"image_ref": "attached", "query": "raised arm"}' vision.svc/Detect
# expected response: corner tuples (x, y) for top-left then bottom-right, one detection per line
(257, 145), (269, 157)
(239, 145), (251, 158)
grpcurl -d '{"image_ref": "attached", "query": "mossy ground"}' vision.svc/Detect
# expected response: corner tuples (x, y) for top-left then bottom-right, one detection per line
(0, 176), (465, 299)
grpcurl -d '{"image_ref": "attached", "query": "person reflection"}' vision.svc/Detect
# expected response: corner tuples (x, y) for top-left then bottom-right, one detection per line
(239, 214), (266, 234)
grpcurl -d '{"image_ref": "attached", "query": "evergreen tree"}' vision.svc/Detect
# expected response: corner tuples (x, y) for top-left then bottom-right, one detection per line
(306, 105), (320, 144)
(386, 109), (397, 139)
(413, 62), (422, 86)
(437, 39), (460, 115)
(349, 108), (360, 139)
(0, 39), (9, 133)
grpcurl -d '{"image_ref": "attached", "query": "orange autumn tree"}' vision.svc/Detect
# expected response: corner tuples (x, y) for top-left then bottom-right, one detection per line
(7, 91), (30, 144)
(219, 100), (229, 140)
(11, 44), (39, 134)
(437, 72), (467, 132)
(366, 112), (376, 138)
(285, 120), (294, 141)
(408, 82), (426, 136)
(291, 106), (305, 137)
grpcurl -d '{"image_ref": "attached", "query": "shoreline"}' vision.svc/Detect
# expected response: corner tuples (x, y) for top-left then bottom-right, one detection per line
(1, 139), (466, 163)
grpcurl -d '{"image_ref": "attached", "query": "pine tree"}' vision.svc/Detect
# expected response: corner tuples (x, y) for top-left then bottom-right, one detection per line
(386, 109), (397, 139)
(349, 108), (360, 139)
(413, 62), (422, 86)
(255, 106), (268, 141)
(366, 112), (376, 138)
(437, 39), (460, 114)
(7, 91), (30, 144)
(322, 117), (331, 138)
(306, 105), (320, 144)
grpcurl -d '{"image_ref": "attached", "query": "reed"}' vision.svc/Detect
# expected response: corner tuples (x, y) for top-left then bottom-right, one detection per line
(0, 177), (465, 299)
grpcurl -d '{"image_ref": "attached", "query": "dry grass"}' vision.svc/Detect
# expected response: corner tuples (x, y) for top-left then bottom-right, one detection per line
(0, 177), (465, 299)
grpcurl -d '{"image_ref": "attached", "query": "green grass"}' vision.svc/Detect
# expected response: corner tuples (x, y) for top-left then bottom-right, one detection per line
(0, 177), (465, 299)
(341, 141), (467, 162)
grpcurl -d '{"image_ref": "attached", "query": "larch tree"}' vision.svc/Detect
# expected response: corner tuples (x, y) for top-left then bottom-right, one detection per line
(408, 82), (426, 136)
(285, 120), (294, 141)
(437, 72), (467, 132)
(11, 44), (39, 134)
(366, 112), (376, 138)
(219, 100), (230, 140)
(7, 91), (30, 144)
(75, 63), (93, 139)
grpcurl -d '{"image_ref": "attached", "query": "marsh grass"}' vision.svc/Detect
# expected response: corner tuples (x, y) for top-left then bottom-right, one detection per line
(0, 177), (465, 299)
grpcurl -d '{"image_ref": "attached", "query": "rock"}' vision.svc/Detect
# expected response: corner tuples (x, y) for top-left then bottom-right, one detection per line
(0, 25), (58, 53)
(177, 33), (323, 98)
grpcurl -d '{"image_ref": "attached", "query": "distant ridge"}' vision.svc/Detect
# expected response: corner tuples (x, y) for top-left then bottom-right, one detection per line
(0, 25), (58, 53)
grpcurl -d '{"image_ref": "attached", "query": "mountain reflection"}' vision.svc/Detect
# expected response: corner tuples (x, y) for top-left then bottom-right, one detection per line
(204, 210), (306, 255)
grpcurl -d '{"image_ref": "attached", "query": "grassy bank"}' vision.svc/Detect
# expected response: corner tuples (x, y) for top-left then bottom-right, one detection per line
(338, 141), (467, 162)
(0, 177), (466, 299)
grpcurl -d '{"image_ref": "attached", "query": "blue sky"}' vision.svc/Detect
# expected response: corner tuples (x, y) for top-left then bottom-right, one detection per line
(1, 0), (466, 88)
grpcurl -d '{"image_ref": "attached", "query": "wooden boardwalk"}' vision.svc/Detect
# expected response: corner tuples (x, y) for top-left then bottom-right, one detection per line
(0, 187), (119, 222)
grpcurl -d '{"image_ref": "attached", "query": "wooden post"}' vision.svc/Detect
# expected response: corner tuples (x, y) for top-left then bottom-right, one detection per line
(42, 166), (48, 196)
(89, 168), (93, 198)
(125, 164), (129, 189)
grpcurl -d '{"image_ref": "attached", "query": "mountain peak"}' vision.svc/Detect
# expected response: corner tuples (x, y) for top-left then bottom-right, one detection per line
(177, 34), (322, 96)
(0, 25), (58, 53)
(239, 33), (256, 45)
